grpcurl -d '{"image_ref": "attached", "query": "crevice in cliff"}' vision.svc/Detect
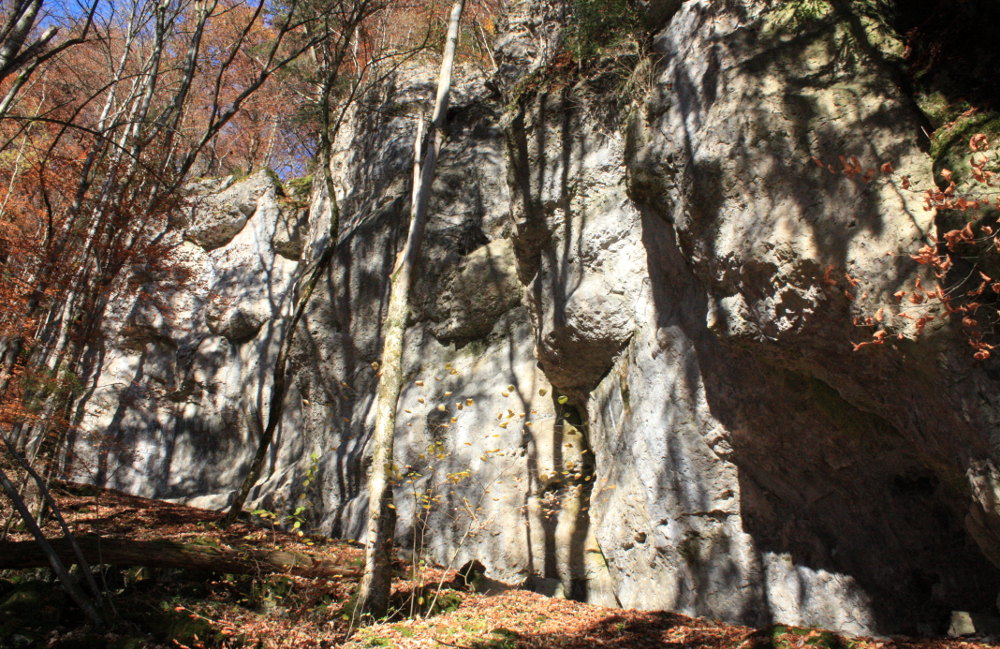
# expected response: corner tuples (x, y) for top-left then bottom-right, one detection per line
(503, 109), (551, 285)
(525, 391), (608, 603)
(503, 97), (601, 599)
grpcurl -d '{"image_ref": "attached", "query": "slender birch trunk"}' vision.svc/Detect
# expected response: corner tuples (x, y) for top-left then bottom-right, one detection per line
(355, 0), (465, 619)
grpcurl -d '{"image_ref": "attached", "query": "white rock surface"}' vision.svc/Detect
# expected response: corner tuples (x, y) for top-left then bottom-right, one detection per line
(71, 0), (1000, 636)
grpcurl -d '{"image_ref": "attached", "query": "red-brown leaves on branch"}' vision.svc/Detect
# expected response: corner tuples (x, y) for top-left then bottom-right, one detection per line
(812, 144), (1000, 359)
(818, 135), (1000, 360)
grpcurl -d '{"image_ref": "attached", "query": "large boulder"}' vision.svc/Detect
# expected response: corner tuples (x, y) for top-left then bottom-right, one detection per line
(184, 170), (279, 251)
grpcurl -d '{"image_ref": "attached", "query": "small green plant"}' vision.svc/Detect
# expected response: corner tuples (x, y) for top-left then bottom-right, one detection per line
(293, 451), (322, 538)
(287, 504), (307, 531)
(283, 174), (314, 203)
(569, 0), (641, 63)
(483, 627), (519, 649)
(251, 451), (322, 541)
(21, 366), (84, 413)
(395, 436), (474, 619)
(765, 0), (833, 35)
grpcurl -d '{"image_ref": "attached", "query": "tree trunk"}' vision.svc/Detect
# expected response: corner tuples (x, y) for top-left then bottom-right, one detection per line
(0, 466), (104, 627)
(355, 0), (465, 619)
(222, 10), (367, 525)
(221, 206), (341, 525)
(1, 429), (104, 606)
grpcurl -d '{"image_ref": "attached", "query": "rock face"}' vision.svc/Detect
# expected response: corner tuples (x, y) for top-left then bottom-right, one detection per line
(75, 169), (306, 505)
(71, 0), (1000, 636)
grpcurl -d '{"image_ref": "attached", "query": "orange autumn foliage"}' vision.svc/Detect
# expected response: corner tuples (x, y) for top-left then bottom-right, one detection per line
(816, 132), (1000, 359)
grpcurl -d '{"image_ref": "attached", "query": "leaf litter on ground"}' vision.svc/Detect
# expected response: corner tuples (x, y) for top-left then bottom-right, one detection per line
(1, 484), (998, 649)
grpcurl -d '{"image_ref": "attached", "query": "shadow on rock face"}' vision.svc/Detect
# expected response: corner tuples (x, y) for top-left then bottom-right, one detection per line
(632, 188), (1000, 633)
(615, 0), (1000, 624)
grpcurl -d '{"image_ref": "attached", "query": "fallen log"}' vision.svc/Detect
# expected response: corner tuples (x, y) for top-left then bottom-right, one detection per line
(0, 536), (361, 579)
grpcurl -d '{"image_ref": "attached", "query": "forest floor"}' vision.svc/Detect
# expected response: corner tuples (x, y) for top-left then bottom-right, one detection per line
(1, 484), (998, 649)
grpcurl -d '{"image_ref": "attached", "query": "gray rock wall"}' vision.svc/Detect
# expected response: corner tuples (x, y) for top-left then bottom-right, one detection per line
(70, 0), (1000, 636)
(73, 170), (300, 501)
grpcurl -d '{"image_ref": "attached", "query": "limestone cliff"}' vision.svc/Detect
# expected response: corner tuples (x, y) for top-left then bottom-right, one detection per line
(70, 0), (1000, 636)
